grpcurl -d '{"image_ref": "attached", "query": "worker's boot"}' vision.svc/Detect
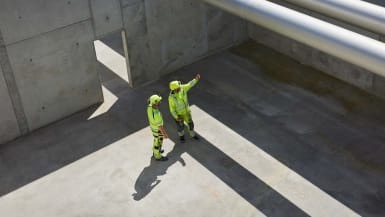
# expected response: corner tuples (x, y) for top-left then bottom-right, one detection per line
(153, 152), (168, 161)
(155, 156), (168, 161)
(190, 130), (199, 140)
(179, 135), (185, 143)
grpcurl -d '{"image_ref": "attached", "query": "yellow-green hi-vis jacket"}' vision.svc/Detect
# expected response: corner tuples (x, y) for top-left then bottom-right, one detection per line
(147, 105), (163, 136)
(168, 78), (198, 119)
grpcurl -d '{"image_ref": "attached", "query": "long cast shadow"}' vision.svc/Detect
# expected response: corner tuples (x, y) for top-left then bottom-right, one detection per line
(189, 136), (309, 217)
(132, 132), (309, 217)
(186, 48), (385, 216)
(132, 136), (186, 201)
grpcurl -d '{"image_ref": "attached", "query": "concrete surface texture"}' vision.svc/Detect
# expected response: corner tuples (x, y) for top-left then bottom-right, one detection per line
(3, 0), (383, 145)
(0, 64), (20, 143)
(7, 20), (102, 131)
(0, 0), (91, 45)
(0, 0), (103, 142)
(122, 0), (247, 86)
(0, 0), (247, 143)
(1, 41), (384, 217)
(90, 0), (123, 38)
(0, 30), (24, 143)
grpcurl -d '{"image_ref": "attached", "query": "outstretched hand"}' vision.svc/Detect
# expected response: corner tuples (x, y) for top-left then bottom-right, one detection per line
(195, 74), (201, 81)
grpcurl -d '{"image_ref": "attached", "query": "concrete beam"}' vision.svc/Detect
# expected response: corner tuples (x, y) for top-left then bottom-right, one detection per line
(280, 0), (385, 36)
(204, 0), (385, 78)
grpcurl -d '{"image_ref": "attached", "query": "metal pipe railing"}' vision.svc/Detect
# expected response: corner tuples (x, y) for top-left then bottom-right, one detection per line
(203, 0), (385, 77)
(280, 0), (385, 35)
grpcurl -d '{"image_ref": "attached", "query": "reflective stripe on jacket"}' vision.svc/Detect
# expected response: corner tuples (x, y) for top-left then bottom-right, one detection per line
(168, 79), (198, 119)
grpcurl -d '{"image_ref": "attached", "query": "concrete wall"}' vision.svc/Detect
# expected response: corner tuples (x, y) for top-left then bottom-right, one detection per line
(6, 20), (102, 130)
(92, 0), (248, 86)
(0, 0), (103, 143)
(122, 0), (248, 86)
(1, 0), (383, 144)
(247, 0), (385, 100)
(90, 0), (123, 38)
(2, 0), (384, 145)
(0, 0), (91, 45)
(0, 0), (247, 143)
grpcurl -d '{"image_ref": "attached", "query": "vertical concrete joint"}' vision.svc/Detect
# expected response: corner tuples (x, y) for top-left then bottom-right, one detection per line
(88, 0), (97, 40)
(121, 30), (133, 87)
(0, 29), (30, 135)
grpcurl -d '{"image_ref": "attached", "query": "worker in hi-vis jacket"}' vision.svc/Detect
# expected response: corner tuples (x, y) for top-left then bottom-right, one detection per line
(147, 94), (169, 161)
(168, 74), (200, 143)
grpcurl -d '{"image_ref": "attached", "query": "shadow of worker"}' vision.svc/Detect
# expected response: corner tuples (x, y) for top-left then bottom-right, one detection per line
(132, 140), (187, 201)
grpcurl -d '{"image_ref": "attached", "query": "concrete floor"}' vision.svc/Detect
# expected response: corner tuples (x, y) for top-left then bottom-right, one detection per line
(1, 40), (385, 217)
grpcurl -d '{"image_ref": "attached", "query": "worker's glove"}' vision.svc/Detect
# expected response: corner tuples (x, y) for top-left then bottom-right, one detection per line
(195, 74), (200, 81)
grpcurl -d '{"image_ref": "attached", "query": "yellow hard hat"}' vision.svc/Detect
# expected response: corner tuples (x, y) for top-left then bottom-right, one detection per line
(149, 94), (162, 105)
(169, 80), (181, 90)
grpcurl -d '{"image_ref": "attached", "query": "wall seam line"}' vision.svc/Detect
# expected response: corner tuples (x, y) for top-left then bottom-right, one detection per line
(0, 29), (29, 135)
(4, 18), (92, 47)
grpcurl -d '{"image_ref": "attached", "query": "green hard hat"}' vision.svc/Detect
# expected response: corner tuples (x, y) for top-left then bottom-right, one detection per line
(169, 80), (181, 90)
(149, 94), (162, 105)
